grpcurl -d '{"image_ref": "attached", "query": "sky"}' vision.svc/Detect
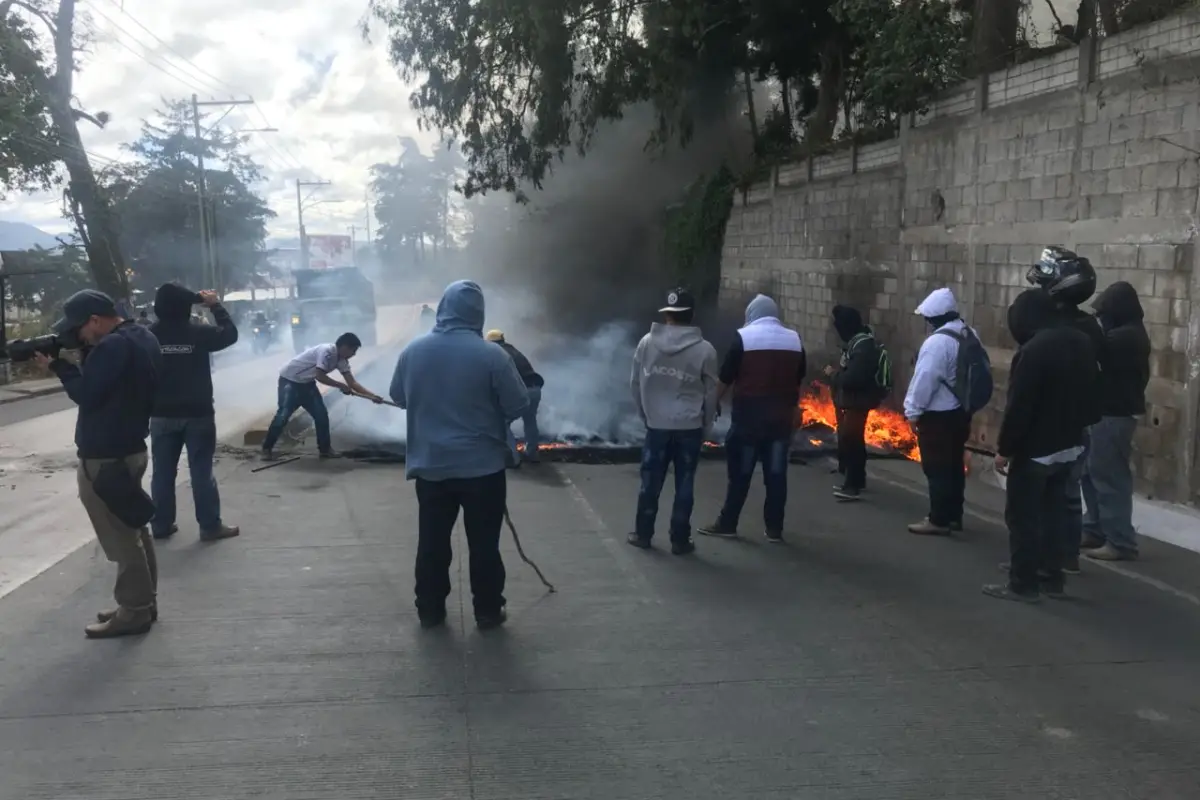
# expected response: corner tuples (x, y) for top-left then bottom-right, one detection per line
(0, 0), (432, 240)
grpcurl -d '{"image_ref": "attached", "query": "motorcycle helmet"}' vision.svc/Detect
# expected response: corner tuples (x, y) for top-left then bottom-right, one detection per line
(1026, 246), (1097, 306)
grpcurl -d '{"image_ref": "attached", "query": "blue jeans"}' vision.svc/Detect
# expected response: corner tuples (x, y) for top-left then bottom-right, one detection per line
(262, 378), (331, 453)
(150, 416), (221, 536)
(634, 428), (704, 542)
(717, 428), (791, 533)
(507, 386), (542, 462)
(1081, 416), (1138, 553)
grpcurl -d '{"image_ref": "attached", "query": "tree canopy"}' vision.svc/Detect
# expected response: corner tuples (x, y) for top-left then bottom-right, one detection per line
(370, 137), (463, 268)
(0, 9), (60, 198)
(369, 0), (1185, 197)
(100, 99), (275, 294)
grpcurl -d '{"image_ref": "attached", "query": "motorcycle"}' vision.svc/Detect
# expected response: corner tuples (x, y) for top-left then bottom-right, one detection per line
(250, 320), (275, 354)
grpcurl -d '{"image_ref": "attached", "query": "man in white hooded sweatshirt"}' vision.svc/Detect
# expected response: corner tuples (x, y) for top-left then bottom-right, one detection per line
(904, 288), (974, 536)
(628, 288), (720, 555)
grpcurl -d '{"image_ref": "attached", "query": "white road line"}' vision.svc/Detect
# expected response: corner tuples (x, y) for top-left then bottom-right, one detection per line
(557, 468), (664, 604)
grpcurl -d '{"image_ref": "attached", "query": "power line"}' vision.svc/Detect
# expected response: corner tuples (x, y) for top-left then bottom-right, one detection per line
(81, 3), (221, 97)
(94, 0), (245, 98)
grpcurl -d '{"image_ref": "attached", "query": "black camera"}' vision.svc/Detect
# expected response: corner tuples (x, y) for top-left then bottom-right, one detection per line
(5, 328), (82, 363)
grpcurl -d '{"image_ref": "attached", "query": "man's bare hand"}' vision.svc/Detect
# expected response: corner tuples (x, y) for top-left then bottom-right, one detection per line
(339, 385), (353, 395)
(370, 394), (384, 404)
(822, 365), (835, 377)
(33, 352), (53, 370)
(197, 290), (219, 307)
(994, 455), (1009, 475)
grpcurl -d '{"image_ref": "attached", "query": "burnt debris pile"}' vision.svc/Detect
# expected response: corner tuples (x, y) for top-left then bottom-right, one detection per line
(340, 425), (915, 465)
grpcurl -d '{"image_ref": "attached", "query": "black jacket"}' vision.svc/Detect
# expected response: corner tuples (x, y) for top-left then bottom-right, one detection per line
(1059, 302), (1106, 426)
(149, 283), (239, 417)
(50, 322), (162, 459)
(830, 305), (882, 411)
(1092, 281), (1151, 417)
(998, 290), (1100, 460)
(498, 341), (544, 388)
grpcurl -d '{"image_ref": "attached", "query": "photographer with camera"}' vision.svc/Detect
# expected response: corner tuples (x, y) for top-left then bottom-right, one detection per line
(34, 289), (164, 639)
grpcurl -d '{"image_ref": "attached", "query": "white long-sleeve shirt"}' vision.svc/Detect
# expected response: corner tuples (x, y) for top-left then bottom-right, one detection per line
(903, 319), (970, 420)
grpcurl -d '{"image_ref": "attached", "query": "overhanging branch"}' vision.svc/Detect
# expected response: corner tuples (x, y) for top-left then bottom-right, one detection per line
(0, 0), (58, 37)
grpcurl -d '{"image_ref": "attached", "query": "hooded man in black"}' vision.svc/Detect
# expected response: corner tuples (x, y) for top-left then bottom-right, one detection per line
(985, 289), (1099, 603)
(148, 283), (240, 542)
(1081, 281), (1151, 561)
(825, 305), (883, 501)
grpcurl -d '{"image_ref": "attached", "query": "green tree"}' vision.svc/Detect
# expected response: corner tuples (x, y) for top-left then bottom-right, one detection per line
(0, 12), (59, 197)
(100, 100), (275, 293)
(370, 138), (463, 267)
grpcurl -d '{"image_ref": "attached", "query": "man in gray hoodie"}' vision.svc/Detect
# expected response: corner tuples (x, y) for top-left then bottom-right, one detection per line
(628, 288), (719, 554)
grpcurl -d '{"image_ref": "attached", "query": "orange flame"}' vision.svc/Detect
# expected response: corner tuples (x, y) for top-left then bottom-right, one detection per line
(798, 381), (921, 462)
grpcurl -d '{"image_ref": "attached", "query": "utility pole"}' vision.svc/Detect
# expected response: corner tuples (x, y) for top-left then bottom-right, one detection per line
(190, 94), (255, 291)
(296, 179), (331, 270)
(348, 226), (358, 266)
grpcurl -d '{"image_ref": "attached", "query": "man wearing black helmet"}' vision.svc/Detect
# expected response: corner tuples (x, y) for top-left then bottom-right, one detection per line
(1025, 247), (1106, 573)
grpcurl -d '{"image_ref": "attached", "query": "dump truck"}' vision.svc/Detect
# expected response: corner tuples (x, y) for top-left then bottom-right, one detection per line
(290, 267), (378, 354)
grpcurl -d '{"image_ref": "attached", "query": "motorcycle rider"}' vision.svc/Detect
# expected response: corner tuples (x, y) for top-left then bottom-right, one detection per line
(1025, 247), (1105, 572)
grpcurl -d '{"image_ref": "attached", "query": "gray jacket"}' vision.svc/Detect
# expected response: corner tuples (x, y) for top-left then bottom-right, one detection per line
(630, 322), (719, 432)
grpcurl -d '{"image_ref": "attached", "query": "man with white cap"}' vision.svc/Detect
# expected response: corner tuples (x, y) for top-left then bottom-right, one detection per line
(903, 288), (986, 536)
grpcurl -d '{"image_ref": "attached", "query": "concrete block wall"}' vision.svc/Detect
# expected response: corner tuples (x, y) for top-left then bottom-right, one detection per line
(719, 10), (1200, 503)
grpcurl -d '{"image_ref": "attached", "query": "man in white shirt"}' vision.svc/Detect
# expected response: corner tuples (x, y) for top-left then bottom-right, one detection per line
(903, 288), (971, 536)
(261, 332), (384, 460)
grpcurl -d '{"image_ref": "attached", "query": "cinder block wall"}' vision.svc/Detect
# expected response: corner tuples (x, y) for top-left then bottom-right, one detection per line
(719, 11), (1200, 503)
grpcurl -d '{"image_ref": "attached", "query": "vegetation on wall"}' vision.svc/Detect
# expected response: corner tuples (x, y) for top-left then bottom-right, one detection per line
(663, 165), (736, 305)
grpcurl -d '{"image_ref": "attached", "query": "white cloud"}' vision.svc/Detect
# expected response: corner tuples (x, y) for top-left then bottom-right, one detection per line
(0, 0), (435, 239)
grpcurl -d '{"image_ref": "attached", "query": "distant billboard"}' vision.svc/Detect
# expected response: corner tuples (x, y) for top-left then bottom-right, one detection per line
(306, 234), (353, 269)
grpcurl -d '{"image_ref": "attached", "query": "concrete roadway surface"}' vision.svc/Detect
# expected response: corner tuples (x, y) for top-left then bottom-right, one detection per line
(2, 411), (1200, 795)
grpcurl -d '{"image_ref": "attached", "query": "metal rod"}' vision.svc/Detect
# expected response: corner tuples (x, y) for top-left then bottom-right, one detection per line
(251, 456), (301, 472)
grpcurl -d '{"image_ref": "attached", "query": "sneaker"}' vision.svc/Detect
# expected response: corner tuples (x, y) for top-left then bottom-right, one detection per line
(85, 608), (154, 639)
(833, 486), (862, 502)
(1084, 543), (1138, 562)
(152, 523), (179, 540)
(1063, 556), (1081, 575)
(948, 519), (963, 533)
(697, 521), (738, 538)
(261, 449), (281, 462)
(1080, 533), (1105, 550)
(476, 608), (508, 630)
(996, 564), (1067, 598)
(981, 583), (1041, 604)
(200, 524), (240, 542)
(671, 539), (696, 555)
(318, 449), (342, 459)
(765, 529), (784, 544)
(907, 518), (951, 536)
(626, 532), (652, 549)
(98, 604), (157, 623)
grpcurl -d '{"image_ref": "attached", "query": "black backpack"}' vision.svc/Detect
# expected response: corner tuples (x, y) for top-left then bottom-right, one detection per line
(845, 331), (893, 397)
(935, 327), (994, 415)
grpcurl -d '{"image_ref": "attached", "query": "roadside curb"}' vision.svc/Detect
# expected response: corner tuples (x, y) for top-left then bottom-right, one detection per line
(0, 384), (65, 406)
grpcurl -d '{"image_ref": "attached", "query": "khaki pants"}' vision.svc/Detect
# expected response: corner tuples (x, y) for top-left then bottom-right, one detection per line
(77, 452), (158, 611)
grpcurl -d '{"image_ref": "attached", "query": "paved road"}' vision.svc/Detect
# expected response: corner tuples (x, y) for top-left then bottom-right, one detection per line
(2, 448), (1198, 799)
(0, 391), (73, 427)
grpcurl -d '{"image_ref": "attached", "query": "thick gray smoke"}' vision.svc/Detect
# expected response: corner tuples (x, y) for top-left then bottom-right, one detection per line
(459, 102), (749, 444)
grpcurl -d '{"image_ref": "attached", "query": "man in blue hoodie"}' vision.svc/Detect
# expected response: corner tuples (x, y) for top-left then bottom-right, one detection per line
(390, 280), (529, 630)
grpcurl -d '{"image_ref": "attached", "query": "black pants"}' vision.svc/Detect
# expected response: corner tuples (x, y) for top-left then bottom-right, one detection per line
(916, 409), (969, 526)
(836, 408), (869, 490)
(414, 470), (507, 618)
(1005, 457), (1075, 593)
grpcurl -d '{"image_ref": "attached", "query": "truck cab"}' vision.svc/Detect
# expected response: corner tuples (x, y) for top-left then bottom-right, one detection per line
(290, 267), (378, 353)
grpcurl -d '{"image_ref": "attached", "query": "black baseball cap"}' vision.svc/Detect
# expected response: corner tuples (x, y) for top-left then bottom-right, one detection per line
(659, 287), (695, 313)
(52, 289), (118, 334)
